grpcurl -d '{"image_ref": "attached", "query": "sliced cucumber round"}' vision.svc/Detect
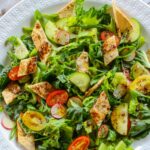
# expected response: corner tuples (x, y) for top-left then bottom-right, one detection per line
(131, 62), (149, 79)
(128, 18), (141, 42)
(45, 20), (58, 43)
(123, 51), (136, 62)
(45, 20), (70, 45)
(111, 103), (128, 135)
(56, 18), (69, 31)
(69, 72), (90, 92)
(14, 38), (29, 59)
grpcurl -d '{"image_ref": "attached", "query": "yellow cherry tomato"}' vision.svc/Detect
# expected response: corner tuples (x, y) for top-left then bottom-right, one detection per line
(129, 75), (150, 94)
(22, 111), (46, 131)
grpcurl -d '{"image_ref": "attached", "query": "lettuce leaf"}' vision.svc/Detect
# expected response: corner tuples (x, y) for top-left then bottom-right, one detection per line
(38, 118), (73, 149)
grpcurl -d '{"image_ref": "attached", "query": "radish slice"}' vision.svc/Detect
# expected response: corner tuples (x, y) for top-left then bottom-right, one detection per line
(1, 114), (15, 130)
(51, 104), (66, 119)
(55, 30), (70, 45)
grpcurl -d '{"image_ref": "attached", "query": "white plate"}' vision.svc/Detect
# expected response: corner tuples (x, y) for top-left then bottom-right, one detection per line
(0, 0), (150, 149)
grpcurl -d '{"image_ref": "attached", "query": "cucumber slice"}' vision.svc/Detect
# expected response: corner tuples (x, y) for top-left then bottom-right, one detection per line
(56, 18), (69, 31)
(45, 20), (58, 43)
(69, 72), (90, 92)
(129, 18), (141, 42)
(123, 51), (136, 62)
(14, 38), (29, 59)
(131, 62), (149, 79)
(115, 141), (126, 150)
(45, 20), (70, 45)
(111, 103), (128, 135)
(98, 143), (107, 150)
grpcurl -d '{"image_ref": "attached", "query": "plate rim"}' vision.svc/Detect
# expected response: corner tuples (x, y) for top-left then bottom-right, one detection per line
(0, 0), (150, 22)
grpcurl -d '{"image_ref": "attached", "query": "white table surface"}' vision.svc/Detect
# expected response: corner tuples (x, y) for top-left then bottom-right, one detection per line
(0, 0), (150, 16)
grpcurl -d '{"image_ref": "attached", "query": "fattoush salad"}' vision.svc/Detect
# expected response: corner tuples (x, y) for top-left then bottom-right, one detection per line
(0, 0), (150, 150)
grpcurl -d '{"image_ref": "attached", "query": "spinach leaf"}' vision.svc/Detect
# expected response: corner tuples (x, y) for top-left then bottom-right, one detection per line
(21, 34), (35, 52)
(0, 66), (10, 89)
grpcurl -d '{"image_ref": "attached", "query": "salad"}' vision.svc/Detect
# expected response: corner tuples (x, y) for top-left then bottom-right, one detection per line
(0, 0), (150, 150)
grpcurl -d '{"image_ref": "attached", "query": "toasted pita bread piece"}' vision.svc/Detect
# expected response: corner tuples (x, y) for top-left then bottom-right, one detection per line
(2, 82), (21, 104)
(76, 51), (89, 73)
(90, 91), (110, 126)
(58, 0), (75, 18)
(85, 76), (105, 97)
(112, 0), (133, 33)
(103, 35), (119, 65)
(17, 121), (35, 150)
(104, 49), (118, 66)
(32, 21), (52, 63)
(28, 82), (53, 99)
(18, 57), (37, 77)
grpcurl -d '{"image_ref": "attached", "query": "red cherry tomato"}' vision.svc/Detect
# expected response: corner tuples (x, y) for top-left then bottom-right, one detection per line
(8, 66), (23, 81)
(51, 104), (66, 119)
(100, 31), (120, 47)
(100, 31), (114, 41)
(46, 90), (69, 107)
(115, 36), (120, 47)
(128, 117), (131, 131)
(68, 136), (90, 150)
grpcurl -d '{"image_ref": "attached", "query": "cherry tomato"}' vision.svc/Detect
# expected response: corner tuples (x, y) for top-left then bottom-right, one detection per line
(8, 66), (23, 81)
(46, 90), (69, 107)
(51, 104), (66, 119)
(129, 75), (150, 94)
(22, 111), (46, 131)
(128, 117), (131, 131)
(115, 36), (120, 47)
(98, 124), (109, 138)
(100, 31), (114, 41)
(68, 136), (90, 150)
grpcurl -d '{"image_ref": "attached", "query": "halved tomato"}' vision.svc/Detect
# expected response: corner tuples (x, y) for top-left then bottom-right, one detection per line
(129, 75), (150, 94)
(8, 66), (23, 81)
(51, 104), (66, 119)
(128, 117), (131, 132)
(68, 136), (90, 150)
(100, 31), (114, 41)
(46, 90), (69, 107)
(22, 111), (46, 131)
